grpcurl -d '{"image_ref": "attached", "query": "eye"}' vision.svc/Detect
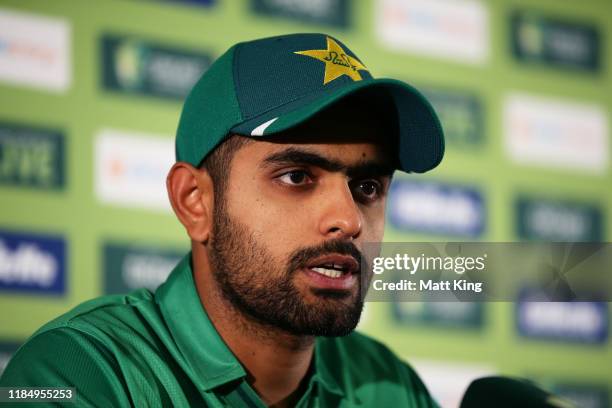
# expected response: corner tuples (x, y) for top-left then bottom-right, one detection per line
(352, 179), (382, 201)
(277, 170), (313, 186)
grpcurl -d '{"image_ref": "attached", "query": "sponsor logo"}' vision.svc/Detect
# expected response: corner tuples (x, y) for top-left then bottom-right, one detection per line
(101, 34), (212, 100)
(516, 294), (608, 344)
(511, 10), (601, 72)
(0, 341), (21, 376)
(251, 0), (349, 28)
(0, 122), (65, 189)
(516, 197), (603, 241)
(504, 93), (608, 174)
(375, 0), (489, 64)
(409, 359), (496, 408)
(420, 87), (484, 147)
(94, 129), (174, 212)
(393, 301), (484, 329)
(0, 230), (66, 295)
(0, 8), (70, 91)
(389, 179), (485, 237)
(103, 242), (184, 294)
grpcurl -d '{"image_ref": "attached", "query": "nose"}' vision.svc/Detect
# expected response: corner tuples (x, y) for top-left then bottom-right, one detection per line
(318, 179), (363, 240)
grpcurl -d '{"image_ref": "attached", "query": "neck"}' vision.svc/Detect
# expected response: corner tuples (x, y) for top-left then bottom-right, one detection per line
(192, 248), (314, 407)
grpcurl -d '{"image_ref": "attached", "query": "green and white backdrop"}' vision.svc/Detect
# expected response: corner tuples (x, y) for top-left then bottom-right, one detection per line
(0, 0), (611, 406)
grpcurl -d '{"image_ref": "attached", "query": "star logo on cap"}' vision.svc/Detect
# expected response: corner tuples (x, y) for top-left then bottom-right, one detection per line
(294, 37), (368, 85)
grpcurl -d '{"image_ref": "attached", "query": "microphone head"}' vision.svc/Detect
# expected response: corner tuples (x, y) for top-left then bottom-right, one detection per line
(460, 376), (576, 408)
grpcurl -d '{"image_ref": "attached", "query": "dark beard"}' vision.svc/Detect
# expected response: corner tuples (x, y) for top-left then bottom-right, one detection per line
(209, 202), (364, 337)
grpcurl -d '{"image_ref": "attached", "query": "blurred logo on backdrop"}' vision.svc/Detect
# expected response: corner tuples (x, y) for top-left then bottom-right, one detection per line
(419, 87), (484, 147)
(516, 197), (603, 241)
(163, 0), (215, 7)
(516, 292), (608, 344)
(0, 341), (21, 376)
(0, 229), (66, 295)
(250, 0), (349, 27)
(0, 122), (65, 190)
(0, 8), (71, 92)
(101, 34), (212, 100)
(94, 129), (174, 212)
(504, 92), (608, 174)
(375, 0), (489, 64)
(392, 301), (484, 329)
(409, 359), (497, 408)
(543, 381), (610, 408)
(103, 242), (184, 294)
(388, 180), (485, 237)
(511, 10), (601, 72)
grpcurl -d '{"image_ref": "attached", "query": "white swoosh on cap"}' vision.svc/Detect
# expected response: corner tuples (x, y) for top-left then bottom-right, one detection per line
(251, 117), (279, 136)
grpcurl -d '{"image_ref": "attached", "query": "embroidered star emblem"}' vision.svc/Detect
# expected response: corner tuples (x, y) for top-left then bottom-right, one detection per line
(294, 37), (368, 85)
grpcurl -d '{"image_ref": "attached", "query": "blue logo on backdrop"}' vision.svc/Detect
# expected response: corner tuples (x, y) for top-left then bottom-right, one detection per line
(250, 0), (349, 28)
(516, 290), (608, 344)
(388, 179), (485, 237)
(0, 230), (66, 295)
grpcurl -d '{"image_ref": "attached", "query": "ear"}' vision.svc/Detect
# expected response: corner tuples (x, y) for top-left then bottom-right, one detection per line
(167, 162), (214, 243)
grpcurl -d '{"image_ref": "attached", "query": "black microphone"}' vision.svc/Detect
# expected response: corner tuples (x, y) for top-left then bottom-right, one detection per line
(460, 376), (576, 408)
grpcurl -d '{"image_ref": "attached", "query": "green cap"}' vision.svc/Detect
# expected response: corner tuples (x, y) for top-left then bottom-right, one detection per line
(176, 33), (444, 173)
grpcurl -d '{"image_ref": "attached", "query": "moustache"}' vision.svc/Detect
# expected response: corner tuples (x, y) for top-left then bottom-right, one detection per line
(287, 240), (363, 275)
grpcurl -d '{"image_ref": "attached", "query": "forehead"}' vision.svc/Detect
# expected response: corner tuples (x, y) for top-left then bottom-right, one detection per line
(239, 138), (388, 168)
(240, 126), (395, 171)
(230, 137), (396, 183)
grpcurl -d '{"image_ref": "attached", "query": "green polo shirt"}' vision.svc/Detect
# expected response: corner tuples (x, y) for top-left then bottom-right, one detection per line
(1, 255), (438, 407)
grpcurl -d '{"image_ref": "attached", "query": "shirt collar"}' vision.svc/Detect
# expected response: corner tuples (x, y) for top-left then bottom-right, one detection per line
(155, 253), (246, 391)
(156, 252), (346, 397)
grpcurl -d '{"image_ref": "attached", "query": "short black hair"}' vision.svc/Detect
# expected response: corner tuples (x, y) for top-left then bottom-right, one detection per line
(200, 135), (253, 198)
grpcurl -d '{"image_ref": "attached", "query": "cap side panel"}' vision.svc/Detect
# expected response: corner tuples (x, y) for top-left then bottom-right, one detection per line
(232, 42), (246, 120)
(175, 46), (243, 166)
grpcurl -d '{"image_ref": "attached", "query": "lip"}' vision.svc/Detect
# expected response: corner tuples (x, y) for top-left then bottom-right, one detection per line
(302, 254), (360, 291)
(306, 254), (360, 275)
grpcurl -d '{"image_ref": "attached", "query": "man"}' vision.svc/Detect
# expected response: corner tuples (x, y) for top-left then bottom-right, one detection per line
(1, 33), (444, 407)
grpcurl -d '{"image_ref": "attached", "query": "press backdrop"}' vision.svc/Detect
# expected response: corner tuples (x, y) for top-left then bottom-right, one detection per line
(0, 0), (611, 406)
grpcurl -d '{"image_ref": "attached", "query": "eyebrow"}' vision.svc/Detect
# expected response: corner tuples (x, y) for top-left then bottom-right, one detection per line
(260, 147), (395, 178)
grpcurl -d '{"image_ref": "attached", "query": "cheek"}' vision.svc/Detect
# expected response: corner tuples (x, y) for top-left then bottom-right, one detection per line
(223, 176), (308, 252)
(360, 203), (387, 242)
(225, 180), (269, 231)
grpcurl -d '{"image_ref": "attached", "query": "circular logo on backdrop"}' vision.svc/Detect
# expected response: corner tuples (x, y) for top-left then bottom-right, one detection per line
(114, 40), (146, 90)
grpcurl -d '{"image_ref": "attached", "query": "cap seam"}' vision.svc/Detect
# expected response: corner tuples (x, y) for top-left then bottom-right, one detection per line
(232, 43), (245, 120)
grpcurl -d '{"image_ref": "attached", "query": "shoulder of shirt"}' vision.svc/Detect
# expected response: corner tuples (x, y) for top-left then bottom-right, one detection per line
(29, 288), (155, 338)
(317, 332), (438, 407)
